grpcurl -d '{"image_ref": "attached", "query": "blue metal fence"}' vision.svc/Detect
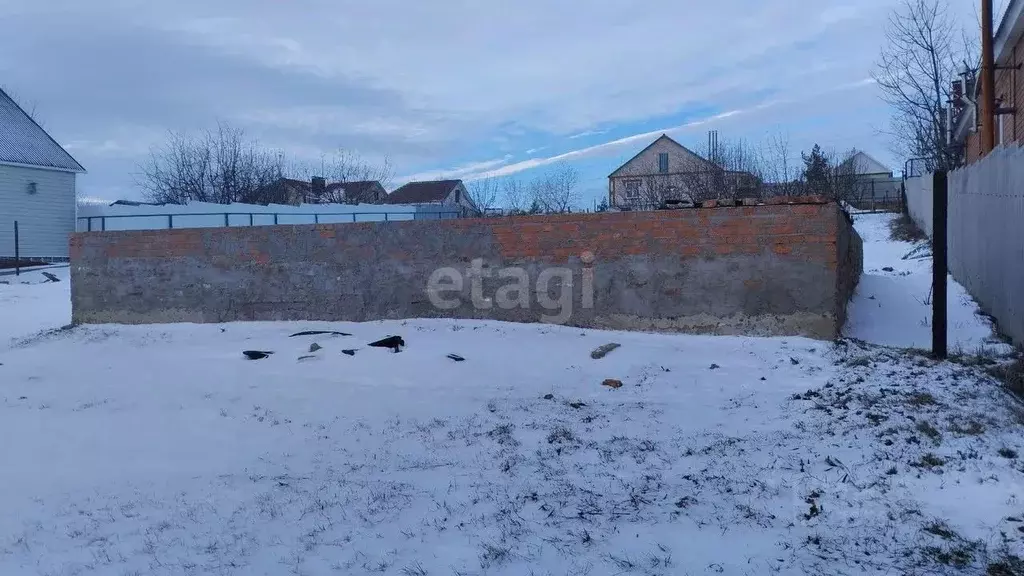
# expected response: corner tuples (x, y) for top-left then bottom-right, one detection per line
(78, 210), (464, 232)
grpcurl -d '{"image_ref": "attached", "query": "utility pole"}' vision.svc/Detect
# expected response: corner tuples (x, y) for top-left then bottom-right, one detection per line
(980, 0), (996, 155)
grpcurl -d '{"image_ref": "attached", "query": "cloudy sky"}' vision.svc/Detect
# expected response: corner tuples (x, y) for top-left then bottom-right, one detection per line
(1, 0), (981, 207)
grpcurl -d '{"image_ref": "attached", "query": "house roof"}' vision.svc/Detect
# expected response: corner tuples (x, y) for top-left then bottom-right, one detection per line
(328, 180), (382, 201)
(0, 87), (85, 173)
(608, 134), (716, 178)
(386, 179), (461, 204)
(847, 150), (892, 175)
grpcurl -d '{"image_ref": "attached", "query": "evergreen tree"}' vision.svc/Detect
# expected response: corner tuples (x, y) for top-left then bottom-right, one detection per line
(527, 199), (543, 214)
(801, 144), (830, 195)
(596, 197), (610, 212)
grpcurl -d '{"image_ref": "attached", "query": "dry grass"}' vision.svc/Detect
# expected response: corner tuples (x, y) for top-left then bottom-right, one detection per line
(889, 213), (927, 243)
(989, 357), (1024, 398)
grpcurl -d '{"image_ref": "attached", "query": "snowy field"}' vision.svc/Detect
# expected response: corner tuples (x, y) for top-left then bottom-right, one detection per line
(1, 214), (1022, 575)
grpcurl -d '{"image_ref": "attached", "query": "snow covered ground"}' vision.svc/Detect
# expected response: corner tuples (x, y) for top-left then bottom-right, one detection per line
(0, 215), (1022, 575)
(846, 214), (1010, 353)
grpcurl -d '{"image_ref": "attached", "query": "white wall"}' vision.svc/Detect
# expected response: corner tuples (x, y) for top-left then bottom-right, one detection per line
(75, 201), (460, 232)
(904, 174), (933, 237)
(904, 144), (1024, 345)
(0, 164), (76, 259)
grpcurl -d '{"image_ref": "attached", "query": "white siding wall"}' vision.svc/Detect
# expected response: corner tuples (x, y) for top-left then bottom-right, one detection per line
(0, 164), (76, 259)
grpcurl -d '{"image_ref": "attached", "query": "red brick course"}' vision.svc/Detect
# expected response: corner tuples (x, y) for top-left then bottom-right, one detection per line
(72, 202), (840, 269)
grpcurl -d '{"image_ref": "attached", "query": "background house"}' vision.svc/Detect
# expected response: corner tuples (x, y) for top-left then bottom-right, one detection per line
(0, 87), (85, 261)
(386, 179), (479, 215)
(841, 150), (901, 209)
(334, 180), (386, 204)
(607, 134), (756, 209)
(257, 177), (387, 205)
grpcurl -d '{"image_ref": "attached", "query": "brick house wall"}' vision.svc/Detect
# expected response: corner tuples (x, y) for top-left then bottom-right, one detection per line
(964, 19), (1023, 163)
(70, 201), (862, 340)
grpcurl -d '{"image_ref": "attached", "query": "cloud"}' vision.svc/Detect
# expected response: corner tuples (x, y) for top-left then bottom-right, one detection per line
(0, 0), (923, 198)
(397, 155), (513, 184)
(567, 130), (608, 140)
(455, 77), (876, 181)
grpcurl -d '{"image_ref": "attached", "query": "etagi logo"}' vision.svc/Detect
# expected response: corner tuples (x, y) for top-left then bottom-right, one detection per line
(425, 252), (595, 324)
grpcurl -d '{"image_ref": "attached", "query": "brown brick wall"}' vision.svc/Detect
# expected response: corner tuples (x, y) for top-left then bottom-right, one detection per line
(70, 201), (861, 339)
(967, 36), (1023, 164)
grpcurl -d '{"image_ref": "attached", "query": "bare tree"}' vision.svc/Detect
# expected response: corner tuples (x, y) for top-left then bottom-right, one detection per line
(757, 133), (803, 197)
(875, 0), (973, 169)
(137, 122), (283, 204)
(292, 150), (393, 203)
(466, 177), (501, 214)
(530, 163), (580, 213)
(501, 178), (529, 213)
(2, 85), (43, 127)
(681, 137), (764, 201)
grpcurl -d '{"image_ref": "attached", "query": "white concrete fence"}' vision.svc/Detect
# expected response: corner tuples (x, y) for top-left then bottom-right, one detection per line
(904, 144), (1024, 345)
(76, 201), (461, 232)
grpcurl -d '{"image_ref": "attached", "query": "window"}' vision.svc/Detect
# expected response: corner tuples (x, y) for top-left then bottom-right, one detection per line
(624, 179), (641, 200)
(658, 152), (669, 173)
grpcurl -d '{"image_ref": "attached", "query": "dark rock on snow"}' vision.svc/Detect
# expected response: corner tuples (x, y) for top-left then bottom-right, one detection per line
(590, 343), (621, 359)
(369, 335), (405, 352)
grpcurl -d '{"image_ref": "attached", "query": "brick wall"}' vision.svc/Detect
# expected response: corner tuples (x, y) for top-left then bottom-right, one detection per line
(70, 200), (862, 340)
(967, 37), (1023, 164)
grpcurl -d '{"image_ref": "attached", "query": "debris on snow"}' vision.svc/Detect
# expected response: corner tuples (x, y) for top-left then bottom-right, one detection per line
(602, 378), (623, 389)
(590, 342), (621, 359)
(369, 335), (405, 352)
(242, 350), (273, 360)
(308, 342), (322, 353)
(289, 330), (351, 337)
(447, 353), (465, 362)
(341, 349), (356, 356)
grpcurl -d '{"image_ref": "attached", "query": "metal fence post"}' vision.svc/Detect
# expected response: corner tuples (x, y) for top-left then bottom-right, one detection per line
(14, 220), (20, 276)
(224, 213), (230, 227)
(168, 214), (174, 229)
(932, 170), (948, 359)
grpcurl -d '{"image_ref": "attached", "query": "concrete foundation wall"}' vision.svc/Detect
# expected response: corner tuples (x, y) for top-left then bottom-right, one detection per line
(70, 202), (862, 340)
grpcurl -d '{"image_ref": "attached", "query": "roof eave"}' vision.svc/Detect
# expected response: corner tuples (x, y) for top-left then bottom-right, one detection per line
(995, 0), (1024, 63)
(0, 159), (86, 174)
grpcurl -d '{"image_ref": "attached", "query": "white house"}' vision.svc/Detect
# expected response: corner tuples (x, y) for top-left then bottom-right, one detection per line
(845, 150), (893, 179)
(0, 87), (85, 261)
(384, 180), (480, 216)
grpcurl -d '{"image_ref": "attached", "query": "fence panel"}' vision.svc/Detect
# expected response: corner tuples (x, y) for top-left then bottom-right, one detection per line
(947, 144), (1024, 345)
(904, 174), (934, 237)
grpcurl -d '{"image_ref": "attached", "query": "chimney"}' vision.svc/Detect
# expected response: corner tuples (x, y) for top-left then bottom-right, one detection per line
(310, 176), (326, 202)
